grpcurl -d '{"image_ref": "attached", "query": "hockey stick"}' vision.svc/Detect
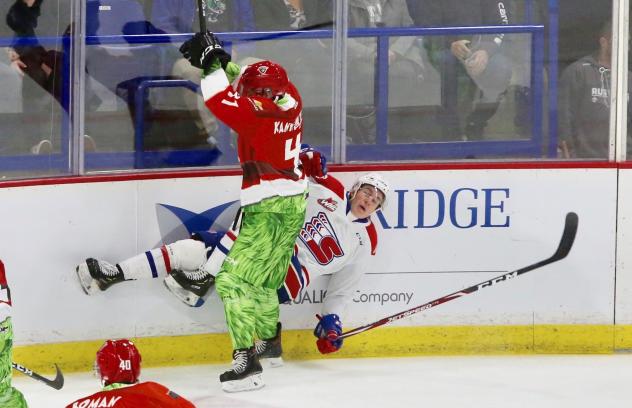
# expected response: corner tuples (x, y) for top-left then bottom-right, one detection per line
(197, 0), (207, 32)
(12, 362), (64, 390)
(339, 212), (579, 340)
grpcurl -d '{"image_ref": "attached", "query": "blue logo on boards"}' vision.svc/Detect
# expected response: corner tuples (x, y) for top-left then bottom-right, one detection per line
(376, 188), (511, 229)
(155, 201), (239, 245)
(154, 185), (511, 244)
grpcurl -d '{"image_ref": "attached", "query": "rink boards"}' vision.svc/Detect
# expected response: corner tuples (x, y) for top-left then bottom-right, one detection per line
(2, 165), (632, 372)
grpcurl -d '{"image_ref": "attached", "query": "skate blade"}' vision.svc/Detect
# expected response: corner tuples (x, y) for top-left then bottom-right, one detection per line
(163, 275), (202, 307)
(76, 264), (99, 295)
(264, 357), (284, 368)
(221, 373), (265, 393)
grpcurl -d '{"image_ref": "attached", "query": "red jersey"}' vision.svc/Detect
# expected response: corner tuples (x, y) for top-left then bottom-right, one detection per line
(65, 381), (195, 408)
(0, 260), (11, 322)
(206, 81), (307, 205)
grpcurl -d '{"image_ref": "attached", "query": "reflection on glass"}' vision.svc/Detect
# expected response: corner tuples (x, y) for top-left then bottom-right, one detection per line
(344, 0), (427, 145)
(146, 0), (254, 164)
(405, 0), (512, 145)
(247, 1), (335, 149)
(85, 0), (222, 170)
(0, 0), (627, 179)
(0, 0), (72, 180)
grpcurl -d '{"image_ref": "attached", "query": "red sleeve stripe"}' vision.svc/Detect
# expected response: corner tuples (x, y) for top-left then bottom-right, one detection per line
(0, 260), (7, 287)
(226, 230), (238, 242)
(313, 175), (345, 199)
(301, 265), (310, 286)
(285, 263), (302, 299)
(366, 221), (378, 255)
(160, 246), (172, 274)
(0, 260), (10, 306)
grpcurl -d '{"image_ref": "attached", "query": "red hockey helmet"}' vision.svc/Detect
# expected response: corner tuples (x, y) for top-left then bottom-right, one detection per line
(95, 339), (141, 386)
(239, 60), (289, 98)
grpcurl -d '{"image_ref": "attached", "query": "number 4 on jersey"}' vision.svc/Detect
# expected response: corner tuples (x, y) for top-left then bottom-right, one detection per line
(285, 133), (301, 176)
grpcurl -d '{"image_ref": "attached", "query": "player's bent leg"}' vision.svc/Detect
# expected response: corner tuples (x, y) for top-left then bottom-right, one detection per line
(255, 322), (283, 367)
(77, 239), (209, 295)
(163, 236), (227, 307)
(163, 268), (214, 307)
(76, 258), (125, 295)
(219, 347), (264, 393)
(119, 239), (207, 280)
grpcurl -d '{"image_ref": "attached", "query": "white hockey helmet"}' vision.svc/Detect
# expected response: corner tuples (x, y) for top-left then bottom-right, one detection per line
(350, 172), (390, 209)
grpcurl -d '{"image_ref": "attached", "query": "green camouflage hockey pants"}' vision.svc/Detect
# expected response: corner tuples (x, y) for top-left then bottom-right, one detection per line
(216, 193), (306, 350)
(0, 317), (27, 408)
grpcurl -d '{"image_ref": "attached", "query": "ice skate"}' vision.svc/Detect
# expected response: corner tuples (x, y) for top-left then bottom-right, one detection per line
(76, 258), (125, 295)
(255, 322), (284, 367)
(163, 268), (214, 307)
(219, 347), (264, 393)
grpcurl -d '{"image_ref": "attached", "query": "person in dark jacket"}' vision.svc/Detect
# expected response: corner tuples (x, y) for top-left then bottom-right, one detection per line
(558, 20), (632, 159)
(408, 0), (512, 141)
(6, 0), (63, 106)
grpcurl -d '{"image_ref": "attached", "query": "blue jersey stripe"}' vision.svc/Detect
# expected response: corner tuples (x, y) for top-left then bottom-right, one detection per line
(290, 254), (304, 287)
(145, 251), (158, 278)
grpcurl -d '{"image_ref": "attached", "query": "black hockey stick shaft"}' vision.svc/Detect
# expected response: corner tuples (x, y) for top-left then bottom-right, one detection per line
(197, 0), (207, 32)
(340, 212), (579, 339)
(12, 362), (64, 390)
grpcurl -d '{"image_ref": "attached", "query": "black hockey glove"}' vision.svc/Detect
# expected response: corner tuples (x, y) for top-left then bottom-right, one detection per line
(179, 31), (231, 71)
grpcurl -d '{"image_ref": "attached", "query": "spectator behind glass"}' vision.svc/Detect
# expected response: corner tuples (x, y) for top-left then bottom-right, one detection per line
(6, 0), (62, 155)
(408, 0), (512, 143)
(6, 0), (62, 105)
(345, 0), (429, 145)
(5, 0), (99, 154)
(5, 0), (169, 154)
(150, 0), (254, 147)
(558, 20), (632, 159)
(235, 1), (336, 146)
(251, 0), (306, 30)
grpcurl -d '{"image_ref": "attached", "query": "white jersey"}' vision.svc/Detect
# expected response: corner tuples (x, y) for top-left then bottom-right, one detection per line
(193, 175), (378, 317)
(281, 175), (378, 315)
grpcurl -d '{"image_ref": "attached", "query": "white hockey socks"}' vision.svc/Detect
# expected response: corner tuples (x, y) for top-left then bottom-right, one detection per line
(118, 239), (207, 280)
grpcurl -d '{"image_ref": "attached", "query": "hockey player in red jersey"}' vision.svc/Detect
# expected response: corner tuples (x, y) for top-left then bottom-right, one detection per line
(181, 31), (307, 391)
(77, 149), (388, 366)
(0, 260), (28, 408)
(66, 339), (194, 408)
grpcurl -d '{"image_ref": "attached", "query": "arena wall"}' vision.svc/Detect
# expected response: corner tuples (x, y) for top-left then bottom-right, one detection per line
(3, 165), (631, 373)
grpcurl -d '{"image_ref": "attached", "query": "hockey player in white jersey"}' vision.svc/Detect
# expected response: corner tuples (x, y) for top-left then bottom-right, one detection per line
(76, 147), (388, 358)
